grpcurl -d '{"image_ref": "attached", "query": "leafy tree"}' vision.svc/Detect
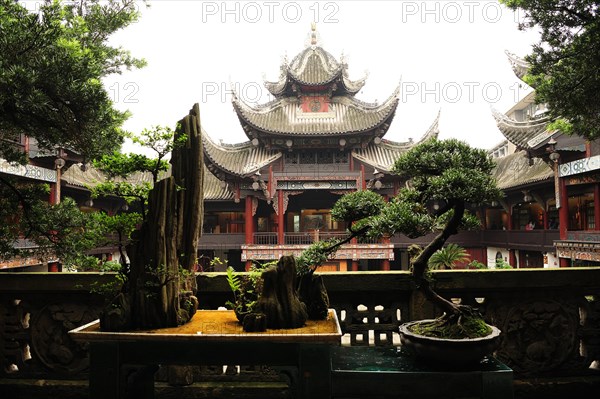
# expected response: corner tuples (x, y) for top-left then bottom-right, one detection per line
(0, 0), (146, 161)
(303, 139), (501, 331)
(91, 126), (185, 219)
(501, 0), (600, 140)
(0, 0), (145, 266)
(428, 244), (471, 270)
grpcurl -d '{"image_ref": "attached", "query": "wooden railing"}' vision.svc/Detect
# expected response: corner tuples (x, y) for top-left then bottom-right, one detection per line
(251, 232), (380, 245)
(1, 269), (599, 397)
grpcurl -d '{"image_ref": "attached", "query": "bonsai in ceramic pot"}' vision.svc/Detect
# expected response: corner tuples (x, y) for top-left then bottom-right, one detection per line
(307, 138), (503, 366)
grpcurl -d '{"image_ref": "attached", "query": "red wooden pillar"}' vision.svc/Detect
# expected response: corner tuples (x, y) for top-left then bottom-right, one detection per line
(559, 177), (570, 267)
(48, 260), (60, 272)
(277, 190), (284, 245)
(351, 261), (359, 271)
(245, 196), (254, 271)
(360, 164), (366, 190)
(381, 259), (391, 270)
(559, 178), (569, 240)
(49, 184), (57, 205)
(49, 163), (62, 205)
(245, 196), (254, 244)
(595, 184), (600, 230)
(509, 250), (516, 268)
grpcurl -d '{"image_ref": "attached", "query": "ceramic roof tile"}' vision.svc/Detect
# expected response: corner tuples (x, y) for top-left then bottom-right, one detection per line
(492, 151), (553, 190)
(264, 47), (366, 96)
(352, 112), (440, 172)
(202, 130), (281, 177)
(492, 108), (552, 149)
(234, 89), (399, 136)
(505, 50), (530, 81)
(61, 163), (232, 201)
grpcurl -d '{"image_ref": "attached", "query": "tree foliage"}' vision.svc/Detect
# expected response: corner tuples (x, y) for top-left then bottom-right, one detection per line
(93, 126), (186, 183)
(501, 0), (600, 140)
(428, 244), (471, 270)
(0, 0), (146, 161)
(90, 126), (186, 219)
(0, 0), (145, 268)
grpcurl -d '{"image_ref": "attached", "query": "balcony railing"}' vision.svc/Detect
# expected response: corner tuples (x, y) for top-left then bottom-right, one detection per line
(251, 231), (380, 246)
(201, 230), (563, 251)
(482, 229), (560, 252)
(0, 269), (599, 398)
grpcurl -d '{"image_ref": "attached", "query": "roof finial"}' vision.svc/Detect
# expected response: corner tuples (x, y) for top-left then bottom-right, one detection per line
(310, 22), (318, 46)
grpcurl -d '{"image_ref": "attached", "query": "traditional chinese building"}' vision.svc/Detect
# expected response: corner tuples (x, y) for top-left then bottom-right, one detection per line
(489, 51), (600, 267)
(200, 26), (441, 271)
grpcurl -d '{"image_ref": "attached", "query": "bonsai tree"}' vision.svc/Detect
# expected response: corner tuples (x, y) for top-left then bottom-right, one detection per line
(303, 138), (501, 337)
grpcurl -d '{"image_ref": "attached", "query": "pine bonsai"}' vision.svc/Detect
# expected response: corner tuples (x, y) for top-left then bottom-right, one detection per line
(303, 138), (502, 337)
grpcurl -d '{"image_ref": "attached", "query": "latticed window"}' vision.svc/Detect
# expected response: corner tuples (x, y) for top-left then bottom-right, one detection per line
(284, 152), (299, 164)
(586, 202), (595, 230)
(333, 152), (348, 164)
(284, 151), (349, 165)
(317, 151), (333, 163)
(299, 152), (315, 164)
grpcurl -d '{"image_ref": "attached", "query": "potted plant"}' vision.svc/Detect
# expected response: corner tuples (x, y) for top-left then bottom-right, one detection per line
(225, 262), (269, 322)
(307, 138), (503, 366)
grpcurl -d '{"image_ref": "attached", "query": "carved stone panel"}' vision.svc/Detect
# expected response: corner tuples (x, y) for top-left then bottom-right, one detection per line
(492, 298), (585, 374)
(31, 302), (99, 374)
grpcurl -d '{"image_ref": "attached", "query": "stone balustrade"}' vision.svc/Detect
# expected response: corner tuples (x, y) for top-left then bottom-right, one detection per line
(1, 269), (599, 398)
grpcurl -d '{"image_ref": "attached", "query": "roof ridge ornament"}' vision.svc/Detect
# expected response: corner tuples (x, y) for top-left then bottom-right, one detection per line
(306, 22), (320, 48)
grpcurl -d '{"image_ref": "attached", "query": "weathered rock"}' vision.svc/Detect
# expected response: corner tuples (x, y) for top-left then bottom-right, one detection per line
(256, 256), (308, 329)
(242, 312), (267, 332)
(298, 272), (330, 320)
(101, 104), (203, 331)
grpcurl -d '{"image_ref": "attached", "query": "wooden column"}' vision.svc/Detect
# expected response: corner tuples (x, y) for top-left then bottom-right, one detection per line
(351, 261), (360, 271)
(509, 250), (517, 268)
(277, 190), (284, 244)
(49, 184), (57, 205)
(559, 178), (569, 240)
(360, 165), (366, 190)
(245, 196), (254, 244)
(245, 196), (255, 271)
(559, 177), (570, 267)
(381, 259), (391, 270)
(595, 184), (600, 230)
(48, 260), (60, 272)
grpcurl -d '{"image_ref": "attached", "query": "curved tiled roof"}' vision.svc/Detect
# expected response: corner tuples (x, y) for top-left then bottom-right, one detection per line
(351, 111), (440, 172)
(233, 86), (399, 136)
(62, 164), (154, 188)
(492, 108), (552, 150)
(203, 166), (234, 201)
(264, 46), (366, 96)
(505, 50), (529, 81)
(492, 150), (553, 190)
(61, 163), (232, 201)
(202, 130), (282, 178)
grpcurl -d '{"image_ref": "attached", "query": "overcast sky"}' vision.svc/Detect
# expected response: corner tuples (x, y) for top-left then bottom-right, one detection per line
(95, 0), (540, 151)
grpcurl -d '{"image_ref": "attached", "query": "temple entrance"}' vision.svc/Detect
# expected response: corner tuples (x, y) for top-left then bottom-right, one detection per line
(286, 191), (348, 234)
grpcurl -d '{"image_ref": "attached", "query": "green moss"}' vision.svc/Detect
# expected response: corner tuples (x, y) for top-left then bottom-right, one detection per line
(409, 316), (492, 339)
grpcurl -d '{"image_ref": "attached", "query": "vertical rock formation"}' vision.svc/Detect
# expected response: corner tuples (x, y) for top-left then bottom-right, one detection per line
(101, 104), (204, 331)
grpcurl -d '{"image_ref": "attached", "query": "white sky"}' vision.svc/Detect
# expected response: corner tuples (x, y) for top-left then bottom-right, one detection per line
(97, 0), (540, 151)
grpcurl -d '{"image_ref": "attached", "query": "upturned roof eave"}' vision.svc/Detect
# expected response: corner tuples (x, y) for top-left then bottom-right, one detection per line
(232, 93), (399, 137)
(202, 129), (282, 178)
(351, 111), (440, 173)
